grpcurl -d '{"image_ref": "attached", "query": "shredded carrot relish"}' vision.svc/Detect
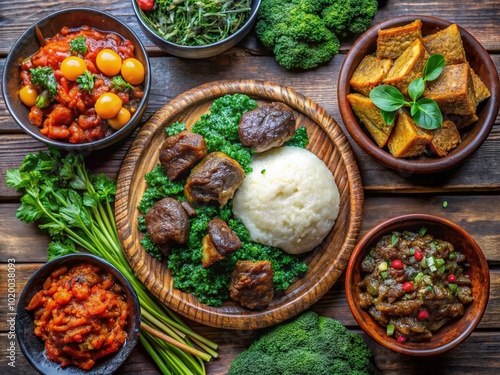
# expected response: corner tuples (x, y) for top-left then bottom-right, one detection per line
(27, 263), (130, 370)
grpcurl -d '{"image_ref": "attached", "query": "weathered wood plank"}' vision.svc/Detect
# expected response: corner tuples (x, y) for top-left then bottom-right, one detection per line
(1, 57), (500, 197)
(1, 252), (499, 332)
(2, 193), (499, 262)
(1, 0), (499, 55)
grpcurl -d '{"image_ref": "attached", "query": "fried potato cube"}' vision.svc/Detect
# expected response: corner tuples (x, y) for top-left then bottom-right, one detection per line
(377, 19), (423, 59)
(350, 55), (393, 97)
(470, 68), (491, 105)
(387, 109), (432, 158)
(383, 39), (429, 96)
(422, 24), (466, 64)
(429, 120), (461, 157)
(445, 113), (479, 129)
(347, 93), (394, 148)
(423, 63), (476, 115)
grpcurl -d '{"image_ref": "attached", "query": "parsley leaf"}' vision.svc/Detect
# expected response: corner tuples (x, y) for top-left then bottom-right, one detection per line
(76, 70), (96, 93)
(111, 75), (134, 91)
(69, 36), (88, 55)
(29, 66), (57, 108)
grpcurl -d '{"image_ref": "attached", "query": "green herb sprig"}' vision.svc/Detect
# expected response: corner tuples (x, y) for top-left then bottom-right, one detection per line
(111, 75), (135, 92)
(370, 54), (445, 130)
(29, 66), (57, 108)
(76, 70), (96, 93)
(6, 148), (218, 375)
(69, 35), (88, 55)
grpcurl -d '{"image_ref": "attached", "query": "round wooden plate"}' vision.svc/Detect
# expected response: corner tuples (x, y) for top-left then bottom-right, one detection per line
(115, 80), (364, 330)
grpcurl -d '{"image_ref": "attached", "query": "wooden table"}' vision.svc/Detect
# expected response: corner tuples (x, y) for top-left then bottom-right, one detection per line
(1, 1), (499, 374)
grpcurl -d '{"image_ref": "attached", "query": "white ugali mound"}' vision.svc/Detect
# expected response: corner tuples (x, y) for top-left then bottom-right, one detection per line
(232, 146), (340, 254)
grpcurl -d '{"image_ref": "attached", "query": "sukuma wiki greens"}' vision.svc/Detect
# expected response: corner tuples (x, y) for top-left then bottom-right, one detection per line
(6, 148), (218, 375)
(369, 54), (445, 130)
(138, 0), (252, 46)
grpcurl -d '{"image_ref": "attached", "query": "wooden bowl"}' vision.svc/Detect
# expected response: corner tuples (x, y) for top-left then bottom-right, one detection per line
(115, 80), (363, 330)
(16, 254), (141, 374)
(338, 15), (500, 174)
(2, 7), (151, 152)
(345, 214), (490, 356)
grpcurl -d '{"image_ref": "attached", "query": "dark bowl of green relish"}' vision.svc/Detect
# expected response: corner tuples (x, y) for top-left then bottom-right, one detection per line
(131, 0), (262, 58)
(345, 213), (489, 356)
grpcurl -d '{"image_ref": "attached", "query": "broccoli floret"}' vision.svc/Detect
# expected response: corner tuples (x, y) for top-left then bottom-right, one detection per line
(274, 33), (339, 70)
(256, 0), (379, 70)
(227, 311), (375, 375)
(322, 0), (379, 37)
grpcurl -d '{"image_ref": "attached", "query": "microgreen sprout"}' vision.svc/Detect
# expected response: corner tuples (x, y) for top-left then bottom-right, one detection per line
(370, 54), (445, 130)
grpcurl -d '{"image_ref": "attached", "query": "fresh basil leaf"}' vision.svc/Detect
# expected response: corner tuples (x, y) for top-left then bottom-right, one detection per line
(410, 102), (419, 116)
(423, 54), (445, 81)
(408, 78), (425, 101)
(370, 85), (406, 112)
(381, 109), (397, 125)
(413, 98), (443, 129)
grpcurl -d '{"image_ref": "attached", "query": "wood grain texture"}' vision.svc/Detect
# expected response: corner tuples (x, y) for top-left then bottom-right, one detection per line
(115, 80), (363, 329)
(2, 264), (500, 374)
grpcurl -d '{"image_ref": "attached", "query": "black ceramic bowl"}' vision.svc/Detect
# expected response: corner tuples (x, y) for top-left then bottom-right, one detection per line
(132, 0), (262, 58)
(16, 254), (141, 374)
(2, 7), (151, 152)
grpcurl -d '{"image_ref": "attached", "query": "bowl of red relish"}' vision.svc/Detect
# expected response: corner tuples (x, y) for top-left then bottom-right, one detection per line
(16, 253), (141, 374)
(345, 214), (490, 356)
(2, 7), (151, 151)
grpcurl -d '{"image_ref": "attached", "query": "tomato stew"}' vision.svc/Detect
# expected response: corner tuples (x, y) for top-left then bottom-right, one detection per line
(19, 26), (145, 143)
(27, 263), (130, 370)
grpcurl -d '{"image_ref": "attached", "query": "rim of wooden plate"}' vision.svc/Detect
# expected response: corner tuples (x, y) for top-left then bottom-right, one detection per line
(115, 79), (364, 330)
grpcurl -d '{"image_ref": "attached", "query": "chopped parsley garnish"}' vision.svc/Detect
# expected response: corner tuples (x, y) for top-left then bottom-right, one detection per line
(69, 36), (88, 54)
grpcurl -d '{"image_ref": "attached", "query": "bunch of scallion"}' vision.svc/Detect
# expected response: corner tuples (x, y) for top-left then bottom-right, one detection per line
(139, 0), (252, 46)
(6, 147), (217, 375)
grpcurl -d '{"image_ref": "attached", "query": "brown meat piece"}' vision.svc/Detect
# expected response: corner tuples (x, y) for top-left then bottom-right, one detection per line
(184, 152), (245, 207)
(201, 235), (224, 269)
(207, 218), (242, 256)
(145, 197), (190, 255)
(159, 131), (207, 180)
(238, 102), (296, 152)
(180, 201), (196, 216)
(230, 260), (274, 310)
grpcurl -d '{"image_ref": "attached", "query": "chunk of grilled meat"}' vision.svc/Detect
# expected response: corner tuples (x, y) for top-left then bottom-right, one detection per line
(145, 197), (190, 256)
(184, 151), (245, 207)
(230, 260), (274, 310)
(159, 131), (207, 180)
(238, 102), (296, 152)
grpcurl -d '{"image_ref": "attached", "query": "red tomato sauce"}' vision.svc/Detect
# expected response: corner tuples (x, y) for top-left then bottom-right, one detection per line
(20, 26), (145, 144)
(27, 263), (130, 370)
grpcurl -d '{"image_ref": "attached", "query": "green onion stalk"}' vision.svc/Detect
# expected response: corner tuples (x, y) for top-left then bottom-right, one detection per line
(6, 147), (218, 375)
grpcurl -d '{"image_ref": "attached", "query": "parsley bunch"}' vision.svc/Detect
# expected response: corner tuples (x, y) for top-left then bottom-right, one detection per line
(6, 148), (217, 375)
(370, 54), (445, 130)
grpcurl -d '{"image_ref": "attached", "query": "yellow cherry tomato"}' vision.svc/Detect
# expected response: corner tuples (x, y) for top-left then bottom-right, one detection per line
(121, 58), (145, 85)
(60, 56), (87, 81)
(96, 49), (122, 76)
(108, 107), (131, 130)
(95, 93), (122, 119)
(19, 85), (38, 107)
